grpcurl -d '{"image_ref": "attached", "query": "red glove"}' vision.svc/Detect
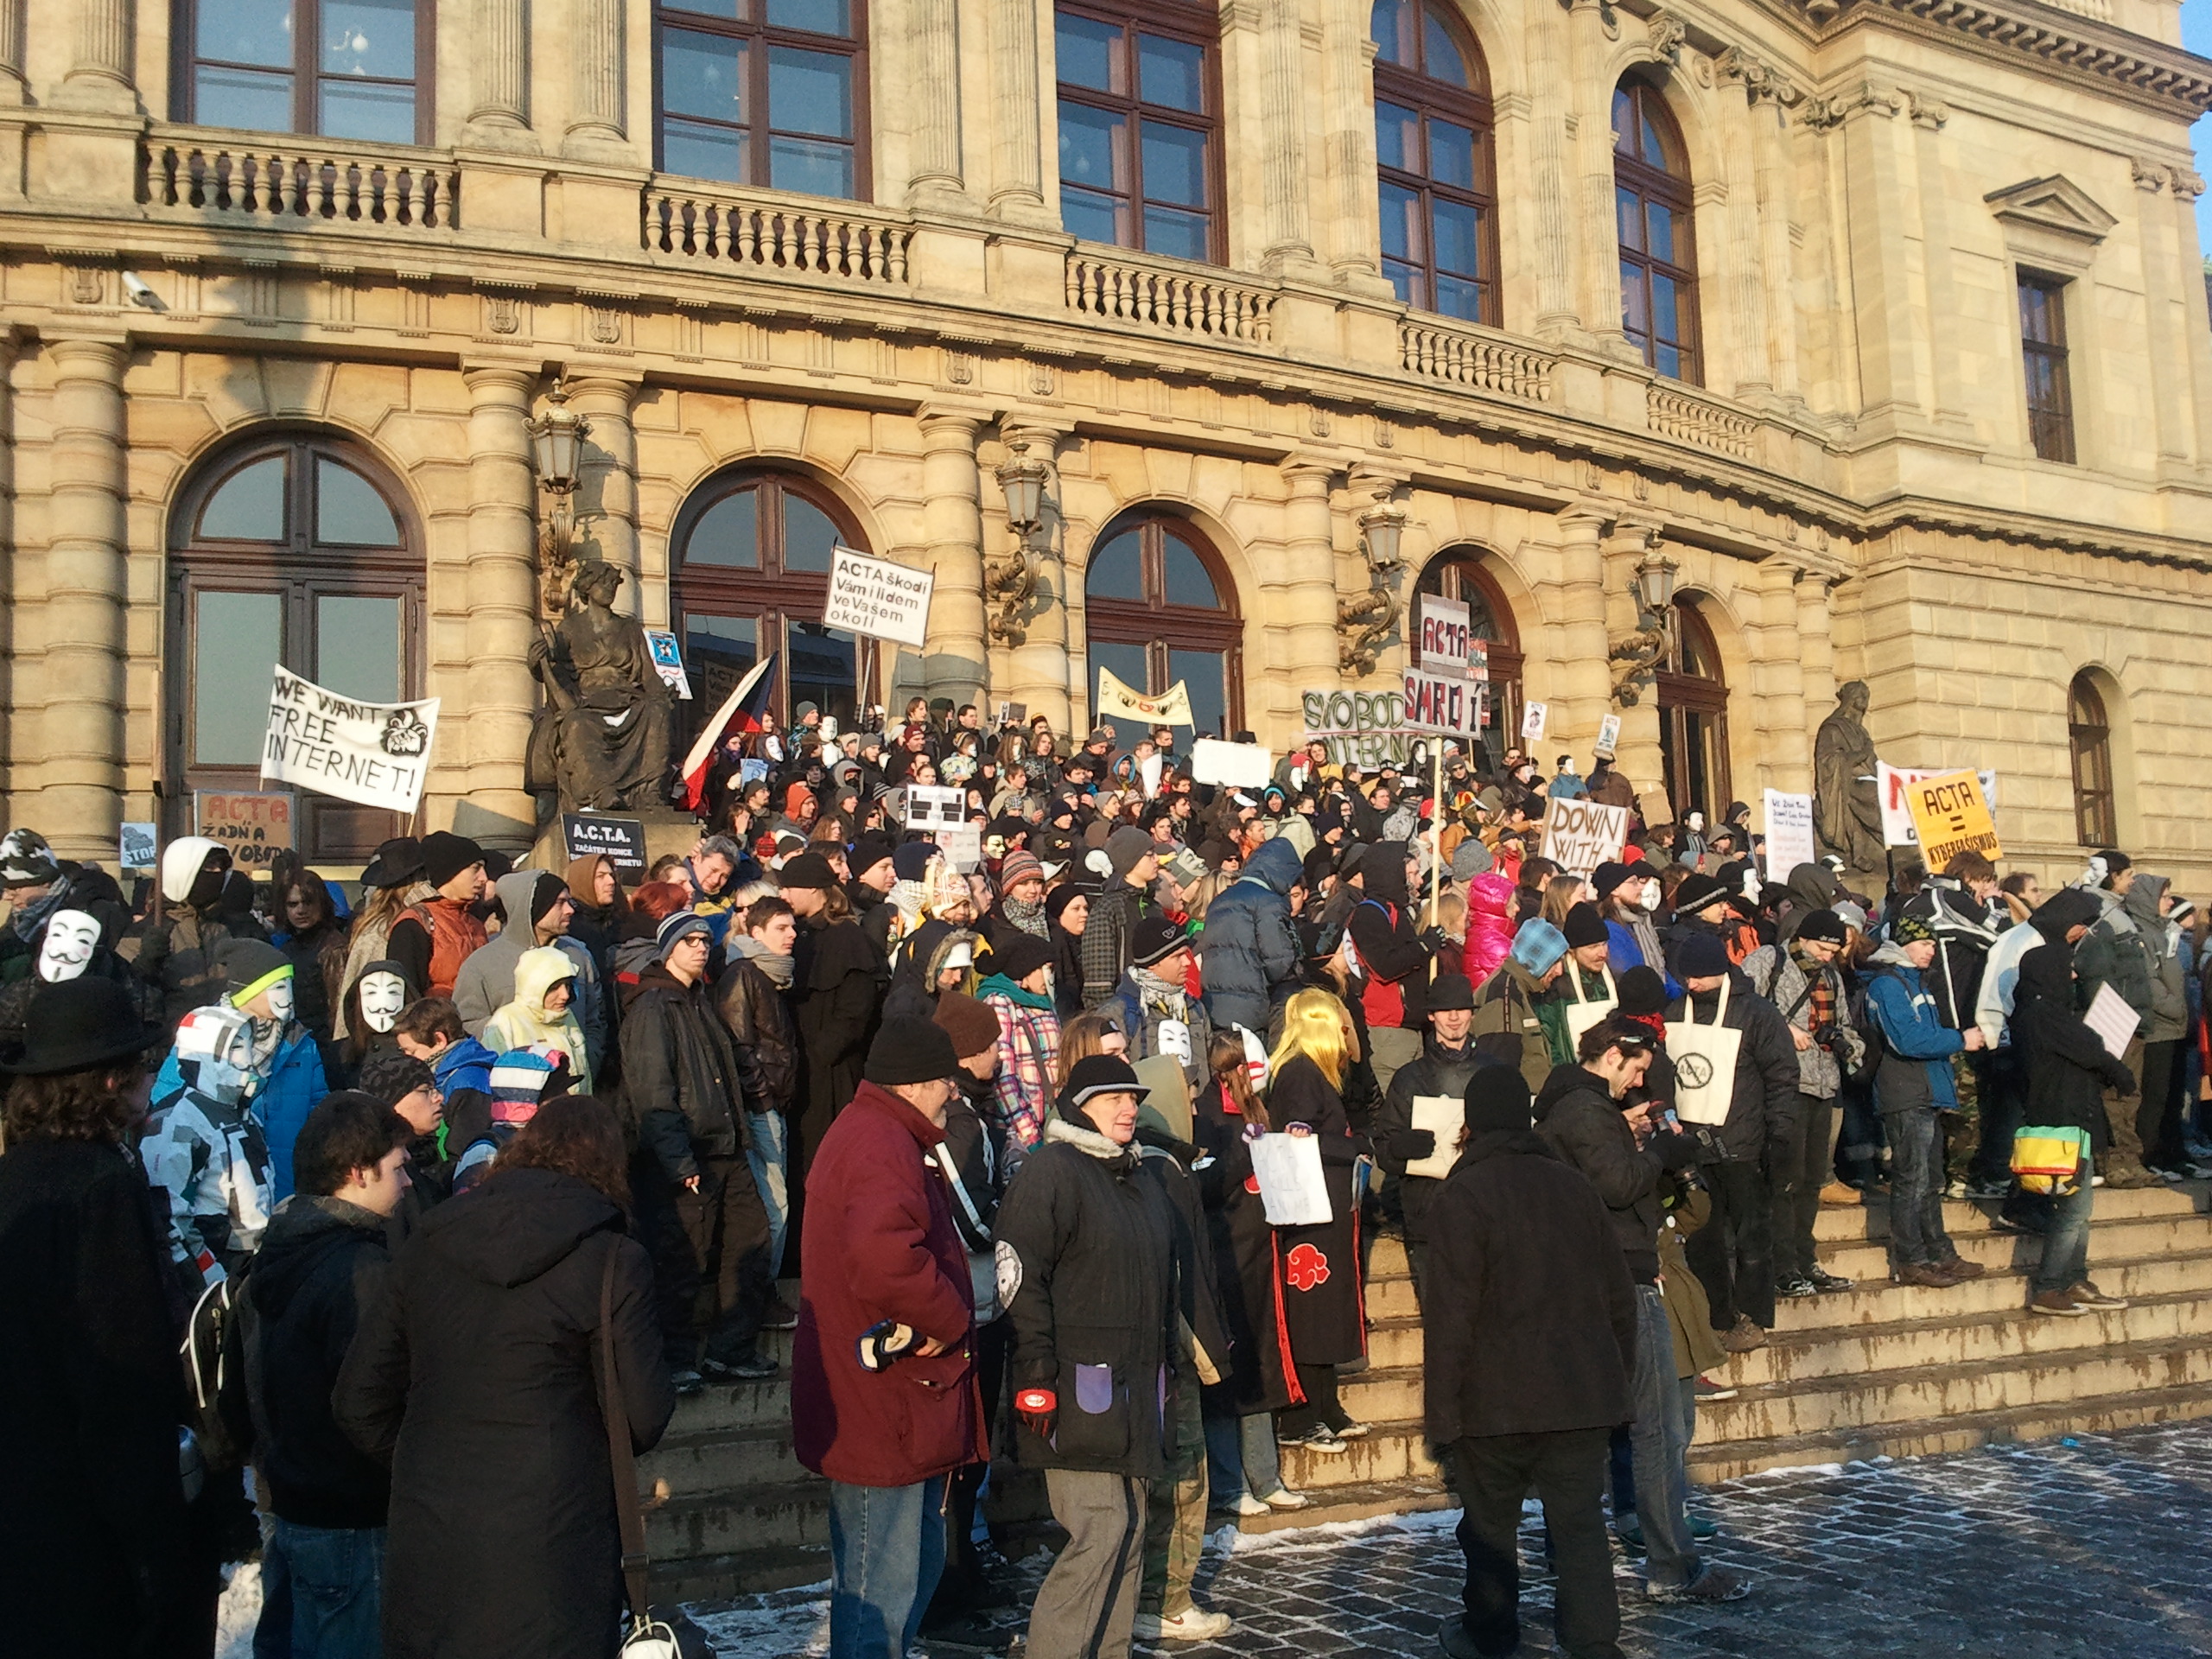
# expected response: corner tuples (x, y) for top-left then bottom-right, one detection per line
(1015, 1386), (1058, 1441)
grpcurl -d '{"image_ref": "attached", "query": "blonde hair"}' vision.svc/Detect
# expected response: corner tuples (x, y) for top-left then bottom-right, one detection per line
(1541, 873), (1584, 931)
(1055, 1011), (1126, 1085)
(1185, 871), (1225, 924)
(1433, 889), (1467, 942)
(1268, 988), (1356, 1091)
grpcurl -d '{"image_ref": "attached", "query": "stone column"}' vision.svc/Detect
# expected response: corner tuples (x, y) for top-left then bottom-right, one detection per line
(1526, 2), (1576, 333)
(1717, 83), (1771, 397)
(987, 0), (1048, 222)
(2176, 173), (2212, 464)
(566, 0), (626, 149)
(1568, 1), (1624, 351)
(1755, 556), (1809, 794)
(918, 409), (987, 709)
(1319, 0), (1384, 286)
(1751, 94), (1800, 402)
(0, 0), (28, 104)
(1598, 524), (1665, 815)
(41, 337), (129, 857)
(461, 366), (543, 847)
(1256, 0), (1315, 271)
(1280, 460), (1343, 735)
(66, 0), (130, 98)
(467, 0), (533, 141)
(566, 374), (641, 613)
(906, 0), (968, 207)
(1001, 422), (1072, 738)
(1555, 508), (1615, 762)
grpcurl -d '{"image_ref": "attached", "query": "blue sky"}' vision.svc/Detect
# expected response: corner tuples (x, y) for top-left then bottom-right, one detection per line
(2191, 0), (2212, 253)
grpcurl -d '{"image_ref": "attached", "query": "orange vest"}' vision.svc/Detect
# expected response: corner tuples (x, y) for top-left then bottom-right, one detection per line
(396, 898), (488, 998)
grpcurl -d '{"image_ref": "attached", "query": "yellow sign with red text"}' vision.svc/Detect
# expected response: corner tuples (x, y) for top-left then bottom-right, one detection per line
(1903, 769), (2001, 868)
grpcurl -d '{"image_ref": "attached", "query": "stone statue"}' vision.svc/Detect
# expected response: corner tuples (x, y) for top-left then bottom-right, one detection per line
(525, 561), (673, 813)
(1813, 680), (1885, 874)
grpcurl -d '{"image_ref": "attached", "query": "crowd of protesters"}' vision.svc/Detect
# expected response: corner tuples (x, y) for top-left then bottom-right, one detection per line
(1, 698), (2206, 1659)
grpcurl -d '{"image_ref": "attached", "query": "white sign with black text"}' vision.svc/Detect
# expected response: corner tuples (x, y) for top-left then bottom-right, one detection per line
(822, 547), (934, 648)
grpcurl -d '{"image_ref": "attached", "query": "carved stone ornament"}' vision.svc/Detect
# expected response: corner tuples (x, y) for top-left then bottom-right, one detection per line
(1646, 10), (1687, 62)
(485, 295), (521, 335)
(1719, 47), (1801, 106)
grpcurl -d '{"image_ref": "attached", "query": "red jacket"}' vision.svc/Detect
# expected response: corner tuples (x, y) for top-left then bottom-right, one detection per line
(791, 1081), (984, 1487)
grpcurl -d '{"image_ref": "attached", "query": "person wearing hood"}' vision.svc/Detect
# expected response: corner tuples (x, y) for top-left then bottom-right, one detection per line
(1471, 918), (1570, 1092)
(1771, 861), (1839, 946)
(1373, 974), (1493, 1307)
(623, 911), (773, 1389)
(885, 917), (983, 1024)
(2121, 874), (2196, 1179)
(1081, 828), (1160, 1010)
(1197, 837), (1303, 1039)
(243, 1092), (411, 1659)
(718, 893), (803, 1292)
(136, 835), (238, 1027)
(385, 831), (488, 1001)
(0, 897), (162, 1054)
(976, 931), (1063, 1162)
(453, 868), (607, 1079)
(1423, 1065), (1637, 1659)
(2007, 892), (2139, 1316)
(142, 999), (275, 1287)
(1104, 916), (1212, 1101)
(1862, 915), (1987, 1287)
(483, 944), (596, 1097)
(334, 1096), (675, 1659)
(1347, 839), (1443, 1095)
(782, 852), (885, 1268)
(562, 852), (630, 987)
(1459, 869), (1517, 988)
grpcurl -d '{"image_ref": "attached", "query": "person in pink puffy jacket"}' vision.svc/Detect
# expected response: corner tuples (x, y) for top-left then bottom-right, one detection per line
(1462, 872), (1518, 986)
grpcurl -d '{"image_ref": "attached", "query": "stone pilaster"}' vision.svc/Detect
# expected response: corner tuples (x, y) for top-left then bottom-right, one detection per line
(1751, 98), (1800, 403)
(1555, 507), (1616, 766)
(1256, 0), (1316, 271)
(1319, 0), (1385, 288)
(1568, 1), (1624, 353)
(0, 0), (27, 105)
(1001, 422), (1073, 739)
(918, 409), (987, 709)
(2131, 165), (2187, 463)
(906, 0), (969, 207)
(1717, 86), (1771, 397)
(2174, 175), (2212, 466)
(1796, 569), (1836, 735)
(467, 0), (536, 146)
(1754, 556), (1810, 794)
(41, 336), (129, 858)
(566, 374), (642, 614)
(565, 0), (626, 150)
(461, 365), (543, 847)
(1279, 460), (1344, 727)
(987, 0), (1050, 223)
(1525, 2), (1576, 334)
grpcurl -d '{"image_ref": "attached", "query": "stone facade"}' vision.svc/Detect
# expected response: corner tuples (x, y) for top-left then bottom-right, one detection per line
(0, 0), (2206, 882)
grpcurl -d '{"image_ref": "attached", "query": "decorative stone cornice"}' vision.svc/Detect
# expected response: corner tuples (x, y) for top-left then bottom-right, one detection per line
(1718, 45), (1803, 104)
(1984, 175), (2120, 244)
(1801, 79), (1904, 127)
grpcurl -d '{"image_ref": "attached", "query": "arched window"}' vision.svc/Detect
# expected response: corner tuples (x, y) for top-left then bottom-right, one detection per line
(179, 0), (432, 143)
(1414, 548), (1521, 772)
(1372, 0), (1498, 326)
(168, 434), (422, 861)
(656, 0), (868, 199)
(1055, 0), (1223, 262)
(672, 472), (868, 733)
(2069, 671), (2118, 847)
(1613, 78), (1700, 384)
(1084, 514), (1241, 745)
(1656, 595), (1730, 825)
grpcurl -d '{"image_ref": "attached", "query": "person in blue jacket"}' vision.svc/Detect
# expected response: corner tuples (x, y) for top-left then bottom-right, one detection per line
(1863, 914), (1986, 1288)
(1198, 837), (1304, 1037)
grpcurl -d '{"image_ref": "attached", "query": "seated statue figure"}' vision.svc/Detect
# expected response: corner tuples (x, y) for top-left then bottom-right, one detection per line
(526, 560), (673, 813)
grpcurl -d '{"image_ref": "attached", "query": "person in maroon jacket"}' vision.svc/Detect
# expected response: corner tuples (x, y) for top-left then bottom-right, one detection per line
(792, 1016), (985, 1659)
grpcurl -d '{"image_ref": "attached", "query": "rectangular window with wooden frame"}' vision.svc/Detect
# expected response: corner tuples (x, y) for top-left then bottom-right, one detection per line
(1054, 0), (1224, 264)
(655, 0), (869, 200)
(2018, 271), (2075, 465)
(177, 0), (435, 144)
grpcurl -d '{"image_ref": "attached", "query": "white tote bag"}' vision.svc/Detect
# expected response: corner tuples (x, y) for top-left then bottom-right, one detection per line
(1249, 1132), (1333, 1226)
(1562, 965), (1619, 1053)
(1667, 976), (1742, 1127)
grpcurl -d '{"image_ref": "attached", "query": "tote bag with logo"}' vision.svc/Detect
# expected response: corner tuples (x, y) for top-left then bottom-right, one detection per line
(1667, 976), (1743, 1127)
(1563, 965), (1619, 1053)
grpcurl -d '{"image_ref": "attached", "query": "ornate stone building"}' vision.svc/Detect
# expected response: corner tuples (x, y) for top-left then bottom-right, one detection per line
(0, 0), (2208, 880)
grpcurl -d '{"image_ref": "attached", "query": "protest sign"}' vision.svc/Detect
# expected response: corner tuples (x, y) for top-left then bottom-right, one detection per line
(1877, 762), (1999, 849)
(1597, 713), (1622, 755)
(822, 547), (933, 647)
(1097, 666), (1193, 728)
(1192, 737), (1272, 790)
(1414, 594), (1471, 676)
(936, 823), (984, 873)
(1762, 790), (1816, 881)
(904, 784), (967, 829)
(1402, 668), (1483, 736)
(1522, 701), (1548, 742)
(261, 670), (438, 814)
(119, 822), (157, 871)
(1538, 798), (1630, 877)
(643, 629), (692, 699)
(195, 791), (296, 872)
(1903, 768), (2002, 866)
(1301, 688), (1421, 771)
(995, 701), (1027, 728)
(562, 812), (648, 879)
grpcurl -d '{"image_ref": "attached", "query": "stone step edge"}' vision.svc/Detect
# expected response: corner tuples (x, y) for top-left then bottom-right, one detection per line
(650, 1542), (827, 1603)
(1734, 1283), (2211, 1363)
(1707, 1327), (2212, 1408)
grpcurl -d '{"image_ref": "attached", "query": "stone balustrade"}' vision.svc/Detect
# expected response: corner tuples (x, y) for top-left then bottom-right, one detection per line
(1398, 321), (1555, 403)
(1064, 251), (1276, 346)
(642, 182), (912, 286)
(143, 129), (459, 230)
(1646, 381), (1759, 460)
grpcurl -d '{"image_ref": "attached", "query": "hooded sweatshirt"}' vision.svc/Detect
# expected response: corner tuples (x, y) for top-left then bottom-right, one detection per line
(482, 945), (594, 1096)
(1347, 840), (1430, 1032)
(1774, 861), (1839, 944)
(2123, 874), (2186, 1042)
(137, 835), (237, 1027)
(452, 870), (606, 1073)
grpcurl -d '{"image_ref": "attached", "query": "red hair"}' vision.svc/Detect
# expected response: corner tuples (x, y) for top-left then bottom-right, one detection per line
(630, 880), (691, 922)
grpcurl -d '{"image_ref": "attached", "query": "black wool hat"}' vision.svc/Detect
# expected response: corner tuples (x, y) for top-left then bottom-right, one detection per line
(1461, 1065), (1534, 1134)
(1058, 1054), (1148, 1118)
(1129, 914), (1188, 969)
(1796, 908), (1849, 946)
(864, 1016), (961, 1087)
(1561, 903), (1610, 949)
(1617, 966), (1669, 1017)
(1426, 974), (1476, 1013)
(1591, 861), (1637, 900)
(1671, 872), (1732, 916)
(355, 1048), (436, 1109)
(530, 872), (569, 927)
(893, 842), (938, 881)
(990, 931), (1058, 983)
(421, 831), (485, 888)
(219, 938), (294, 1003)
(0, 978), (164, 1076)
(361, 836), (425, 891)
(1675, 932), (1732, 979)
(779, 852), (839, 892)
(850, 834), (897, 879)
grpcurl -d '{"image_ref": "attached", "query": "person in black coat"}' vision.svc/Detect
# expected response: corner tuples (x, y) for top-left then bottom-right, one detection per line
(334, 1096), (676, 1659)
(1371, 975), (1491, 1308)
(781, 854), (884, 1269)
(0, 978), (191, 1658)
(1344, 841), (1440, 1095)
(1423, 1065), (1637, 1659)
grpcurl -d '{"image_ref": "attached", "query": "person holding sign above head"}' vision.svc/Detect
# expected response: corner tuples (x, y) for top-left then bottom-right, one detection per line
(1371, 975), (1491, 1310)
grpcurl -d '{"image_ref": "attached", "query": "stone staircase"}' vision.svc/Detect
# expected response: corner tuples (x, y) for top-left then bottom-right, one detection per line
(639, 1181), (2212, 1601)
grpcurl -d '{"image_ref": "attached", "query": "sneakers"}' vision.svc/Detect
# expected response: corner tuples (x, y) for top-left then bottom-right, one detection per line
(1213, 1493), (1272, 1517)
(702, 1351), (779, 1381)
(2145, 1165), (2189, 1185)
(2069, 1281), (2130, 1309)
(1259, 1487), (1312, 1510)
(1693, 1374), (1738, 1402)
(1280, 1424), (1348, 1455)
(1893, 1262), (1957, 1288)
(1135, 1607), (1234, 1643)
(1649, 1564), (1751, 1603)
(761, 1297), (802, 1332)
(1962, 1179), (2011, 1200)
(671, 1368), (706, 1395)
(1688, 1513), (1719, 1541)
(1935, 1255), (1987, 1281)
(1818, 1179), (1865, 1206)
(1330, 1418), (1371, 1440)
(1808, 1268), (1855, 1294)
(1775, 1276), (1819, 1300)
(2030, 1289), (2088, 1318)
(1719, 1316), (1767, 1353)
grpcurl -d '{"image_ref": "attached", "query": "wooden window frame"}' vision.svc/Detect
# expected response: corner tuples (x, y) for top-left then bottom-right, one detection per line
(1655, 597), (1730, 823)
(1612, 78), (1701, 385)
(2019, 270), (2077, 465)
(1372, 0), (1500, 327)
(173, 0), (437, 144)
(652, 0), (874, 201)
(1053, 0), (1228, 265)
(1084, 514), (1243, 736)
(2068, 673), (2117, 848)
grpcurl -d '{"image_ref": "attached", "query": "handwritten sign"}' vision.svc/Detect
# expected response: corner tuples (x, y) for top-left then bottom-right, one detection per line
(195, 791), (296, 871)
(1522, 701), (1548, 742)
(1415, 594), (1471, 677)
(1402, 668), (1484, 736)
(822, 547), (933, 648)
(562, 812), (648, 879)
(1302, 688), (1421, 771)
(1762, 790), (1816, 881)
(261, 670), (438, 814)
(1903, 768), (2001, 867)
(1537, 798), (1630, 878)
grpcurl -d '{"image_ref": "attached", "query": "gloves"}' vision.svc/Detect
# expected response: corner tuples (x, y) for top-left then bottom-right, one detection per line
(1014, 1386), (1058, 1441)
(1419, 926), (1449, 954)
(1386, 1128), (1437, 1163)
(2103, 1061), (2139, 1095)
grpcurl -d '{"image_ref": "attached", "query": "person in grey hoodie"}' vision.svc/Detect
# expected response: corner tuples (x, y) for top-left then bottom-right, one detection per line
(2071, 852), (2158, 1186)
(450, 869), (607, 1079)
(2121, 873), (2196, 1179)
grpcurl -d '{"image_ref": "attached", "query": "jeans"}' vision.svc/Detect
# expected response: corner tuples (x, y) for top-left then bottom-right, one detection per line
(1204, 1410), (1285, 1504)
(1451, 1428), (1623, 1659)
(2031, 1160), (2095, 1295)
(1883, 1108), (1955, 1269)
(1683, 1161), (1773, 1330)
(829, 1477), (948, 1659)
(1972, 1047), (2027, 1187)
(1628, 1285), (1700, 1591)
(256, 1520), (384, 1659)
(746, 1109), (791, 1277)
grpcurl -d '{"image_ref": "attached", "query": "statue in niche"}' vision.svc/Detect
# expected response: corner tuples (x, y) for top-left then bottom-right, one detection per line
(526, 561), (673, 813)
(1812, 679), (1886, 874)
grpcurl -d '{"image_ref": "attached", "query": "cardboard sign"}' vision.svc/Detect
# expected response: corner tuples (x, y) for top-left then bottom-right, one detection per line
(1878, 763), (1999, 849)
(261, 669), (438, 814)
(1522, 701), (1548, 742)
(903, 784), (967, 829)
(1597, 713), (1622, 755)
(1903, 768), (2001, 867)
(643, 629), (693, 700)
(1191, 737), (1272, 791)
(1537, 798), (1630, 878)
(1301, 688), (1422, 771)
(562, 812), (648, 879)
(1762, 790), (1816, 881)
(1402, 668), (1483, 736)
(935, 823), (984, 874)
(1415, 594), (1471, 677)
(822, 547), (933, 647)
(195, 791), (296, 871)
(119, 822), (158, 870)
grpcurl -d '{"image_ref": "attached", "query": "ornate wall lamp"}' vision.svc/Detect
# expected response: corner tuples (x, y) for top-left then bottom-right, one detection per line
(987, 438), (1051, 646)
(1607, 547), (1679, 704)
(1338, 500), (1408, 676)
(526, 378), (593, 620)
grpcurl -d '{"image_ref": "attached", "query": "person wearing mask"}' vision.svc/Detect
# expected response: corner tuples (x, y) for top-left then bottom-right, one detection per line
(1103, 916), (1211, 1102)
(1425, 1065), (1637, 1659)
(245, 1092), (412, 1659)
(1471, 919), (1571, 1092)
(782, 851), (886, 1260)
(143, 998), (276, 1288)
(1534, 1020), (1743, 1605)
(334, 1097), (676, 1659)
(136, 835), (238, 1027)
(1083, 828), (1160, 1009)
(385, 832), (488, 1001)
(1372, 975), (1488, 1308)
(1667, 933), (1801, 1353)
(1740, 910), (1863, 1300)
(719, 894), (803, 1297)
(454, 869), (607, 1080)
(976, 931), (1063, 1162)
(1862, 915), (1988, 1287)
(482, 944), (595, 1098)
(1198, 838), (1303, 1040)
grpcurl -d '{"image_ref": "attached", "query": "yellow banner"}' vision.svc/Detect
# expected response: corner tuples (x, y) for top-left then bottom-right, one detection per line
(1904, 768), (2002, 867)
(1096, 666), (1194, 728)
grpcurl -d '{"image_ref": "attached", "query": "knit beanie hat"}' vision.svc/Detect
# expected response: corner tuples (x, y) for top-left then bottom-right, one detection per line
(1301, 845), (1337, 891)
(1675, 931), (1732, 978)
(1561, 903), (1609, 949)
(219, 938), (294, 1007)
(1057, 1054), (1147, 1121)
(893, 842), (939, 882)
(933, 991), (1001, 1061)
(1450, 837), (1493, 881)
(779, 852), (839, 892)
(989, 931), (1058, 983)
(1106, 827), (1154, 882)
(1796, 908), (1848, 945)
(1046, 884), (1092, 927)
(1617, 965), (1669, 1017)
(1891, 912), (1937, 947)
(356, 1048), (436, 1109)
(1591, 861), (1636, 902)
(1461, 1065), (1533, 1134)
(1508, 918), (1568, 976)
(422, 831), (485, 888)
(864, 1015), (961, 1086)
(528, 873), (569, 928)
(656, 911), (713, 956)
(1672, 872), (1732, 915)
(1129, 914), (1187, 969)
(997, 849), (1045, 890)
(489, 1044), (565, 1122)
(0, 830), (60, 888)
(850, 834), (897, 880)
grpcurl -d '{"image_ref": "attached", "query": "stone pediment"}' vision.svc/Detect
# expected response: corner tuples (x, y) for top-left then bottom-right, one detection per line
(1982, 175), (2119, 245)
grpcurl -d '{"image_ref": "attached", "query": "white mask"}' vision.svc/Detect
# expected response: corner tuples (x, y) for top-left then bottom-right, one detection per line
(359, 970), (408, 1033)
(35, 909), (100, 982)
(1640, 879), (1663, 912)
(264, 976), (295, 1025)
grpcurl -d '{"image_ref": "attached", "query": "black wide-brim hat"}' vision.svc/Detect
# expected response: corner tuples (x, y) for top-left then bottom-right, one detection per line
(0, 978), (166, 1077)
(361, 836), (426, 890)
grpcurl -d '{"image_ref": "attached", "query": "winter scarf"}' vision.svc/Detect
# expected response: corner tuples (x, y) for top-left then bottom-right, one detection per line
(10, 877), (68, 941)
(730, 930), (797, 989)
(998, 893), (1049, 939)
(1128, 963), (1191, 1020)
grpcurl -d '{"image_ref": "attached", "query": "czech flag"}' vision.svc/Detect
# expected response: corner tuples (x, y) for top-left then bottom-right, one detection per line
(678, 654), (777, 813)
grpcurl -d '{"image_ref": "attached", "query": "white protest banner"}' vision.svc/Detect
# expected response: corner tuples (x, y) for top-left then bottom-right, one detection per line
(1538, 798), (1630, 877)
(642, 629), (693, 699)
(1597, 712), (1622, 754)
(1522, 701), (1548, 742)
(1097, 665), (1194, 728)
(1414, 593), (1471, 677)
(1402, 668), (1483, 736)
(936, 823), (984, 873)
(1249, 1133), (1332, 1225)
(903, 784), (967, 829)
(1191, 737), (1272, 790)
(1762, 789), (1816, 881)
(1877, 763), (1999, 849)
(261, 670), (438, 814)
(822, 547), (933, 647)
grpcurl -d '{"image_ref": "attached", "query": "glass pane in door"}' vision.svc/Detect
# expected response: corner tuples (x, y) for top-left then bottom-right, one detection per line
(194, 590), (283, 765)
(785, 620), (857, 728)
(1167, 647), (1226, 740)
(315, 594), (404, 702)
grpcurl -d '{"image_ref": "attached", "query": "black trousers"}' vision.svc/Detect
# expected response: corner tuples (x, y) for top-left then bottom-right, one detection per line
(1971, 1046), (2027, 1187)
(2139, 1039), (2186, 1171)
(1451, 1428), (1623, 1659)
(1277, 1362), (1344, 1439)
(639, 1150), (772, 1368)
(1769, 1094), (1834, 1282)
(929, 1314), (1011, 1622)
(1684, 1160), (1773, 1331)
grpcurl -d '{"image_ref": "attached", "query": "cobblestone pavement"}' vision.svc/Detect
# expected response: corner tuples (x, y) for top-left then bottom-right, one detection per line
(687, 1420), (2212, 1659)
